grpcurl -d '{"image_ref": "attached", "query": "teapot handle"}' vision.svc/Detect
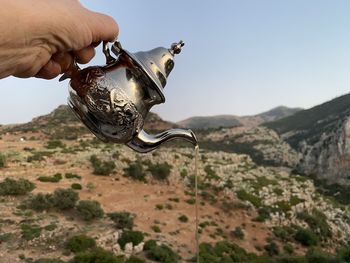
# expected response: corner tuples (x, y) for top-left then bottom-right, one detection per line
(102, 41), (117, 64)
(127, 129), (198, 153)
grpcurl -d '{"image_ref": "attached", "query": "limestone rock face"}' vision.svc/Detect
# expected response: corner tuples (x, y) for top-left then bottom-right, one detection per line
(298, 117), (350, 183)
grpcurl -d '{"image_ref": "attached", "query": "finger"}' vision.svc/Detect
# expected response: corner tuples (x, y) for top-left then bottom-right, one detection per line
(74, 46), (95, 64)
(52, 52), (73, 72)
(35, 60), (62, 79)
(92, 41), (101, 48)
(87, 12), (119, 42)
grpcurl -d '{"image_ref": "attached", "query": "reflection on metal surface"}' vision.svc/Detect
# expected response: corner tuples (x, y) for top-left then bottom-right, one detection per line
(127, 129), (198, 153)
(63, 40), (197, 153)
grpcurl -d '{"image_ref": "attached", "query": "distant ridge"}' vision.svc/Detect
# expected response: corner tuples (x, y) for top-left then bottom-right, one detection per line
(178, 106), (302, 129)
(263, 94), (350, 149)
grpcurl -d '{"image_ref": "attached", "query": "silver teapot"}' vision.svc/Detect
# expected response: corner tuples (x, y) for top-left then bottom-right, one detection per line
(60, 41), (197, 153)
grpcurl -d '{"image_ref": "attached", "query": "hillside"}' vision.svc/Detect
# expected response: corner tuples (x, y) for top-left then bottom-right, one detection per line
(0, 103), (350, 262)
(1, 131), (350, 262)
(0, 105), (177, 139)
(264, 93), (350, 183)
(178, 106), (302, 129)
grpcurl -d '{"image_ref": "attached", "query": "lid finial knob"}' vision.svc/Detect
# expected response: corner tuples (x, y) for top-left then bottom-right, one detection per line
(170, 41), (185, 55)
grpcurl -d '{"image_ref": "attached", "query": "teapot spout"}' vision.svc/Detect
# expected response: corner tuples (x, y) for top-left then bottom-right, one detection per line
(127, 129), (198, 153)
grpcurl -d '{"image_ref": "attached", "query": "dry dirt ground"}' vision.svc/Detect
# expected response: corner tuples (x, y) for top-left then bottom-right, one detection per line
(0, 133), (272, 262)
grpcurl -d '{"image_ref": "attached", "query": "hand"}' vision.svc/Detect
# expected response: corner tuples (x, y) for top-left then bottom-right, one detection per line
(0, 0), (118, 79)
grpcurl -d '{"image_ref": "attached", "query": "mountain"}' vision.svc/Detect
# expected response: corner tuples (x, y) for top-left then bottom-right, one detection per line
(258, 106), (303, 121)
(264, 93), (350, 183)
(178, 106), (302, 129)
(178, 115), (242, 130)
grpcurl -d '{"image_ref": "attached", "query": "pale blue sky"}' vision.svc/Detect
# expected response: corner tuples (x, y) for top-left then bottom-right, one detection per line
(1, 0), (350, 124)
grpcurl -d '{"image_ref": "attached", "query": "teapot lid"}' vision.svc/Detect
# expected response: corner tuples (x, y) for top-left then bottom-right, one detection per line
(121, 41), (185, 103)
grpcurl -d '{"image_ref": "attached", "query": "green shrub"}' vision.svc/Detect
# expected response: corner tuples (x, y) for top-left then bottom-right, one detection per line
(236, 189), (262, 207)
(297, 209), (331, 240)
(198, 241), (256, 263)
(27, 151), (54, 163)
(34, 259), (66, 263)
(305, 248), (336, 263)
(144, 240), (157, 251)
(337, 245), (350, 262)
(0, 233), (12, 242)
(204, 165), (219, 181)
(146, 243), (179, 263)
(125, 256), (147, 263)
(123, 160), (146, 181)
(90, 155), (115, 176)
(178, 215), (189, 223)
(52, 188), (79, 210)
(273, 226), (295, 242)
(44, 223), (57, 231)
(275, 200), (292, 213)
(86, 182), (95, 192)
(155, 204), (164, 210)
(38, 173), (62, 183)
(70, 247), (123, 263)
(65, 173), (81, 180)
(28, 193), (53, 211)
(151, 225), (161, 233)
(107, 211), (134, 230)
(0, 178), (35, 195)
(71, 183), (82, 190)
(255, 206), (271, 222)
(290, 195), (304, 206)
(168, 197), (180, 203)
(118, 230), (144, 249)
(180, 169), (188, 178)
(46, 140), (65, 149)
(21, 224), (42, 240)
(0, 153), (6, 168)
(76, 200), (104, 221)
(264, 241), (279, 256)
(66, 235), (96, 253)
(276, 255), (305, 263)
(186, 198), (196, 205)
(283, 244), (294, 255)
(294, 227), (318, 246)
(148, 162), (172, 180)
(232, 227), (244, 239)
(27, 152), (45, 162)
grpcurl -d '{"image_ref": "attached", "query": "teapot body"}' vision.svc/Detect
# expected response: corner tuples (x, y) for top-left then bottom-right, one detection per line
(68, 53), (157, 143)
(63, 41), (198, 153)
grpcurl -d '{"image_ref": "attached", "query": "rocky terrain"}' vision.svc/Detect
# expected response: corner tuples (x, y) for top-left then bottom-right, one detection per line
(1, 105), (350, 262)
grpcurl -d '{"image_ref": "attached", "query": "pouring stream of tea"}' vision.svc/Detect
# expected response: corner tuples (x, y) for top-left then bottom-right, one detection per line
(194, 145), (200, 263)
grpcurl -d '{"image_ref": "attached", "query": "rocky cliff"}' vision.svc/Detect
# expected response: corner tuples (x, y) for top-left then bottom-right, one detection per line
(298, 116), (350, 183)
(265, 93), (350, 183)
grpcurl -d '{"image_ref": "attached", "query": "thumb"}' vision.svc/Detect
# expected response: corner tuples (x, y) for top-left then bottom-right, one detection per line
(87, 12), (119, 43)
